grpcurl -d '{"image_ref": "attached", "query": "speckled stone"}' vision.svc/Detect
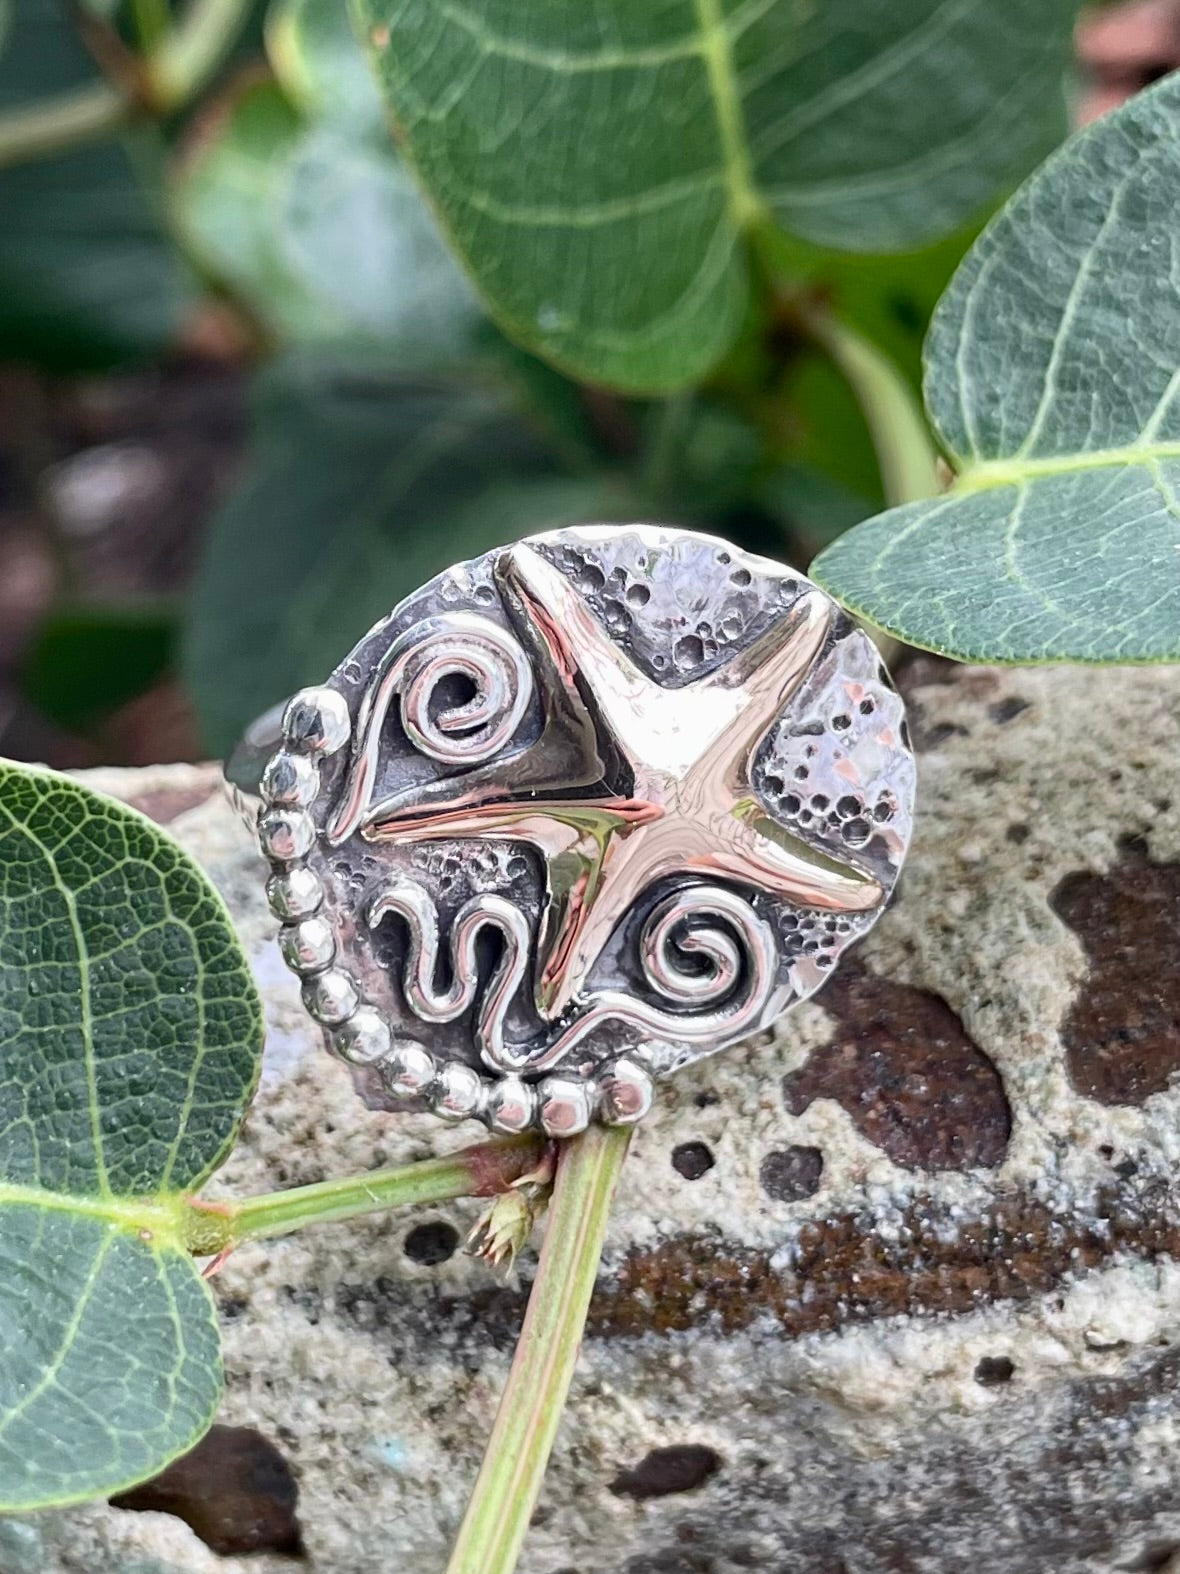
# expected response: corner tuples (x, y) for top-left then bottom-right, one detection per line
(18, 662), (1180, 1574)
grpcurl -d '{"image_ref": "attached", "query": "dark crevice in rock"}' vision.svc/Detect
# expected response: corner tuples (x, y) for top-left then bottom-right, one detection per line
(403, 1219), (460, 1265)
(1052, 836), (1180, 1105)
(989, 696), (1030, 724)
(974, 1356), (1016, 1386)
(671, 1141), (716, 1181)
(610, 1446), (722, 1499)
(759, 1145), (824, 1201)
(786, 968), (1011, 1171)
(109, 1424), (303, 1557)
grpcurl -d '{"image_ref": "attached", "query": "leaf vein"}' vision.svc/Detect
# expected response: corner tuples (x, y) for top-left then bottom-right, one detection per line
(0, 1230), (113, 1444)
(0, 798), (109, 1196)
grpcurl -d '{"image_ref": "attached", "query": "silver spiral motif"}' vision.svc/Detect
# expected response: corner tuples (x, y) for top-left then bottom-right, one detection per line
(330, 613), (533, 846)
(366, 878), (777, 1077)
(639, 886), (776, 1009)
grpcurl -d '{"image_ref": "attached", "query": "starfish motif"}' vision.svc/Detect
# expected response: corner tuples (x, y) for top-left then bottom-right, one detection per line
(357, 546), (884, 1022)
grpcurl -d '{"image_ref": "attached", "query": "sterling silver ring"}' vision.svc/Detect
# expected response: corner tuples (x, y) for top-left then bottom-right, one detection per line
(232, 524), (916, 1136)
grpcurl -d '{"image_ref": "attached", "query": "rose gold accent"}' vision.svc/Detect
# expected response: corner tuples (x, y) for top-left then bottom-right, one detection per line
(362, 546), (883, 1021)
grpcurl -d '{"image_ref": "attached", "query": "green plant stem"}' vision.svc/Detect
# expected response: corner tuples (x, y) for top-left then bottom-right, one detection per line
(0, 83), (126, 170)
(183, 1135), (546, 1255)
(0, 0), (249, 170)
(132, 0), (172, 52)
(445, 1124), (632, 1574)
(141, 0), (251, 110)
(802, 308), (940, 508)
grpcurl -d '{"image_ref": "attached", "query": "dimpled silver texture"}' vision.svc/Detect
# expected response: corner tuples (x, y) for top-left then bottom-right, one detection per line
(255, 524), (915, 1131)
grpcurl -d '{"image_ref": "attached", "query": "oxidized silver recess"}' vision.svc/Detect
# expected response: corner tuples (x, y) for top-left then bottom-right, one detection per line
(254, 524), (916, 1135)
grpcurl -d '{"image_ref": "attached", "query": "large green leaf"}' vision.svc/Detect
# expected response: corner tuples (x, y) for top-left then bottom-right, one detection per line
(353, 0), (1076, 390)
(184, 359), (620, 755)
(813, 73), (1180, 664)
(0, 1), (189, 370)
(174, 78), (479, 359)
(173, 0), (479, 360)
(0, 762), (263, 1508)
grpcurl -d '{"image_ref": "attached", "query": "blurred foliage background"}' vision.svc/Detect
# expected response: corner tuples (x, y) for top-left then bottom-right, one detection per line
(0, 0), (1171, 769)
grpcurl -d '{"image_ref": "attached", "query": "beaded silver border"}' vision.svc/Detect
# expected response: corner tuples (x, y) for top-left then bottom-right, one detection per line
(255, 685), (654, 1137)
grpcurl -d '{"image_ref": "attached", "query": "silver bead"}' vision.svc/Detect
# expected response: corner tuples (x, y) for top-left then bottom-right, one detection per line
(283, 686), (351, 756)
(266, 867), (324, 920)
(383, 1042), (436, 1099)
(537, 1075), (594, 1138)
(597, 1056), (654, 1126)
(434, 1062), (486, 1122)
(279, 916), (336, 974)
(260, 750), (320, 808)
(333, 1007), (392, 1066)
(485, 1074), (537, 1135)
(302, 969), (359, 1025)
(258, 808), (315, 863)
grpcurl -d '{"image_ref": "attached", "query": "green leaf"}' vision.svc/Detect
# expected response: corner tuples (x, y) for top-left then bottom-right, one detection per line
(813, 72), (1180, 664)
(0, 1208), (220, 1511)
(0, 761), (263, 1508)
(23, 602), (176, 734)
(354, 0), (1076, 391)
(0, 0), (189, 370)
(183, 359), (621, 755)
(173, 74), (479, 360)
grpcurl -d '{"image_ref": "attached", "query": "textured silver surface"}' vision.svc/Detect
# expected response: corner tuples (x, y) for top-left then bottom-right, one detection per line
(253, 524), (915, 1129)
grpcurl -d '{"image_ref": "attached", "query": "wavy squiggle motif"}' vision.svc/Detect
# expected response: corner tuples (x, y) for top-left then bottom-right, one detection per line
(366, 878), (778, 1075)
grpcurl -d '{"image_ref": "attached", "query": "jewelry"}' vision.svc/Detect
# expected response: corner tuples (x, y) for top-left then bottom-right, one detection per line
(246, 525), (915, 1135)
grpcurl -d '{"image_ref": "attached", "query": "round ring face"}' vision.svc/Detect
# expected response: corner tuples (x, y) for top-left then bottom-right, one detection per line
(256, 524), (916, 1135)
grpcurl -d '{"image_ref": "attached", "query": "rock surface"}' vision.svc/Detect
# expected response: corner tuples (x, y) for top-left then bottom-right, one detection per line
(12, 662), (1180, 1574)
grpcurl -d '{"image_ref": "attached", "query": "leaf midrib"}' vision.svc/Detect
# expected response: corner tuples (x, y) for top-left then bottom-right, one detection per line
(692, 0), (766, 231)
(952, 439), (1180, 494)
(0, 1182), (184, 1243)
